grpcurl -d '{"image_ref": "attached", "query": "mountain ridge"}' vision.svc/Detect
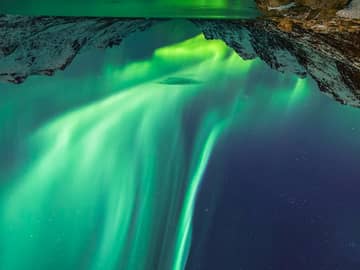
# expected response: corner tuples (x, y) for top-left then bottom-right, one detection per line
(0, 12), (359, 107)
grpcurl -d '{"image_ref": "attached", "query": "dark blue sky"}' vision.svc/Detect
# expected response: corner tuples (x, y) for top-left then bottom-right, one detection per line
(189, 76), (360, 270)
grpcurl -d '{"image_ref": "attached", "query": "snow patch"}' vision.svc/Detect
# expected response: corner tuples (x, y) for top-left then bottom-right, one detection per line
(268, 2), (296, 11)
(337, 0), (360, 19)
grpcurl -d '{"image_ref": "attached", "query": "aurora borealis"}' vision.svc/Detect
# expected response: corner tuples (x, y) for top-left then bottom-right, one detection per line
(0, 26), (253, 269)
(0, 0), (259, 18)
(1, 19), (360, 270)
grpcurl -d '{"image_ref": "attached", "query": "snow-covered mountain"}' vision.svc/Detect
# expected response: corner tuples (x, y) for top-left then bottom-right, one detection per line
(0, 14), (359, 107)
(0, 15), (156, 83)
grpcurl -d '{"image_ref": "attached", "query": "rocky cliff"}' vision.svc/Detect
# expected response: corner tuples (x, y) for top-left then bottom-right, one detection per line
(193, 19), (360, 107)
(0, 15), (156, 83)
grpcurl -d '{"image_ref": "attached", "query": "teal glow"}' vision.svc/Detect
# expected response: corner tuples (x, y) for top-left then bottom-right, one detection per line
(0, 0), (259, 18)
(0, 34), (255, 270)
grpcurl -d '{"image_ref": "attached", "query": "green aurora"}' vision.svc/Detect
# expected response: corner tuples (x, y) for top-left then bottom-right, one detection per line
(0, 0), (259, 18)
(0, 28), (334, 269)
(0, 34), (257, 270)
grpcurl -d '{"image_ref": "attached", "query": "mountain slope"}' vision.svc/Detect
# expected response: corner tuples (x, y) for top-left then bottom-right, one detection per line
(0, 15), (156, 83)
(193, 19), (360, 107)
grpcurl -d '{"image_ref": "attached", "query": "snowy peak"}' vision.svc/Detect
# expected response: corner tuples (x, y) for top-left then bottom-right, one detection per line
(0, 15), (156, 83)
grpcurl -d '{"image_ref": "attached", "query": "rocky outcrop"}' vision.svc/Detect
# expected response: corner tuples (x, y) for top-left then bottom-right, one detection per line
(256, 0), (360, 21)
(234, 0), (360, 107)
(0, 15), (156, 83)
(193, 19), (360, 107)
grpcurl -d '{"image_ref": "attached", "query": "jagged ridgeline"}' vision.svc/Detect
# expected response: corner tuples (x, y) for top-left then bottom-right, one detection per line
(1, 12), (359, 106)
(0, 0), (260, 18)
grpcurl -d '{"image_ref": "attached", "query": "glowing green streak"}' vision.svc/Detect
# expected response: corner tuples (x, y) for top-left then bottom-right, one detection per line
(288, 78), (308, 107)
(174, 121), (223, 270)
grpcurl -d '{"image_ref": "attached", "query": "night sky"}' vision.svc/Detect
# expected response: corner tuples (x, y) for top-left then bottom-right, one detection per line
(189, 76), (360, 269)
(0, 20), (360, 270)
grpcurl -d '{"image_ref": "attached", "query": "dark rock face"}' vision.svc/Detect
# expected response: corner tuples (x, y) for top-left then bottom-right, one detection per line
(193, 19), (360, 107)
(0, 15), (156, 83)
